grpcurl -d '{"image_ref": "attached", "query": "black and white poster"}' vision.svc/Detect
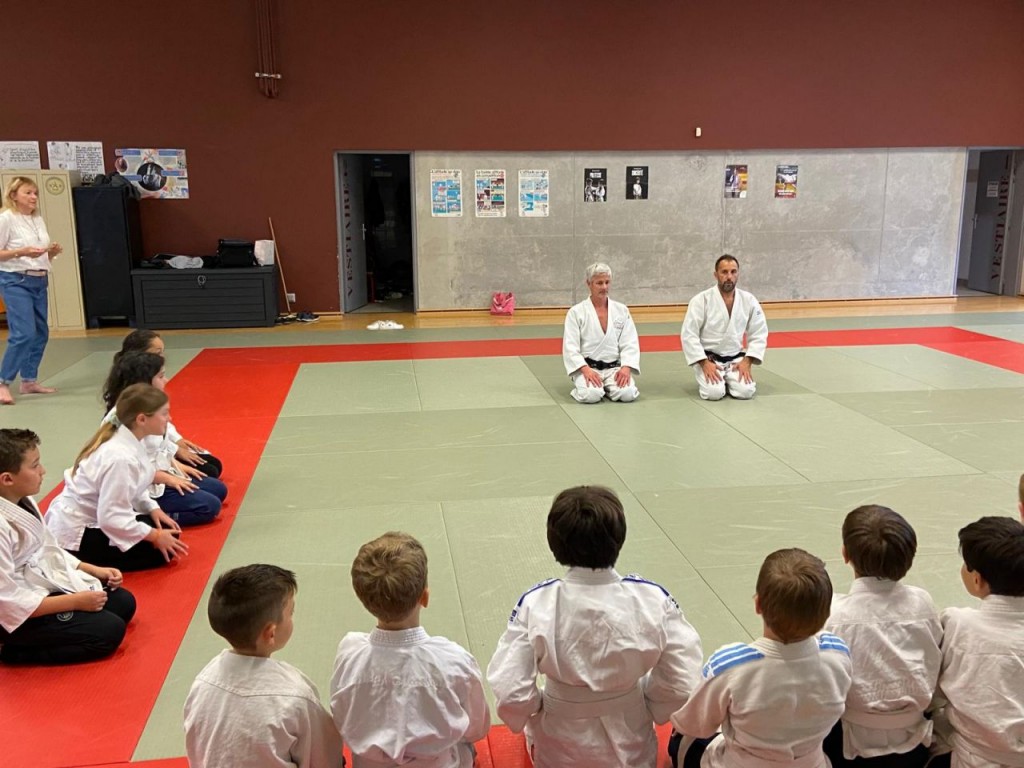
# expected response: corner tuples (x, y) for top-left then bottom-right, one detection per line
(626, 166), (649, 200)
(583, 168), (607, 203)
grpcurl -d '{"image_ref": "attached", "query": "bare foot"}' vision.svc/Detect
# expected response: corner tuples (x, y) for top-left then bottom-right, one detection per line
(19, 382), (57, 395)
(0, 384), (13, 405)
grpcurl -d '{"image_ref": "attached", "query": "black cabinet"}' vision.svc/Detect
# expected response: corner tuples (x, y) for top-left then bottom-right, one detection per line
(72, 186), (142, 327)
(131, 267), (278, 329)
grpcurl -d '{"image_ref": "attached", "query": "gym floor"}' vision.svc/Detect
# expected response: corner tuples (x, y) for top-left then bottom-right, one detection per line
(3, 296), (1023, 767)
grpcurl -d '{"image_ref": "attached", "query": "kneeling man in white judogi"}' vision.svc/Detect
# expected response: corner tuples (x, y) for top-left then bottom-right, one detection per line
(563, 263), (640, 404)
(681, 255), (768, 400)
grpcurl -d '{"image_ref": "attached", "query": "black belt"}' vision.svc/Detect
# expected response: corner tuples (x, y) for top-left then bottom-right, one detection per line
(705, 350), (745, 363)
(585, 357), (620, 371)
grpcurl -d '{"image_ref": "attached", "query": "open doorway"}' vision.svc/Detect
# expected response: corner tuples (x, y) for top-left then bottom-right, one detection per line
(956, 149), (1023, 296)
(336, 152), (415, 313)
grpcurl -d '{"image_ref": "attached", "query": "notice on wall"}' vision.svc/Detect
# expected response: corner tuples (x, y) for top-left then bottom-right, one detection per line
(475, 169), (506, 218)
(583, 168), (607, 202)
(626, 166), (649, 200)
(725, 164), (748, 199)
(774, 164), (798, 199)
(47, 141), (105, 177)
(115, 148), (189, 199)
(519, 169), (550, 217)
(430, 169), (463, 217)
(0, 141), (42, 169)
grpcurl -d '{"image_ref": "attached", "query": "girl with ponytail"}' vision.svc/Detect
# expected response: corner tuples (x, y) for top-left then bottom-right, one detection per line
(45, 384), (190, 571)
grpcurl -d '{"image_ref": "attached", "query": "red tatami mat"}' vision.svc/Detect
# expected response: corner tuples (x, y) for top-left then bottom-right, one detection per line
(5, 327), (1021, 768)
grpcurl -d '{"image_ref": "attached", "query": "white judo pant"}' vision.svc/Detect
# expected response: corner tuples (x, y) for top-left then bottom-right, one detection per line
(693, 360), (756, 401)
(571, 367), (638, 404)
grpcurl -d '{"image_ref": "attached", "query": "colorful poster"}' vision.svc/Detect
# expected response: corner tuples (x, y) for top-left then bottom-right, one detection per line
(47, 141), (105, 177)
(430, 169), (463, 217)
(626, 166), (649, 200)
(519, 169), (550, 217)
(725, 164), (748, 199)
(114, 148), (189, 199)
(775, 164), (798, 199)
(0, 141), (41, 169)
(583, 168), (607, 202)
(475, 169), (506, 218)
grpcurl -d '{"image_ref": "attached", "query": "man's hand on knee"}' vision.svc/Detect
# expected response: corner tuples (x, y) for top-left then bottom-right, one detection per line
(700, 359), (722, 383)
(581, 366), (603, 388)
(614, 365), (632, 388)
(735, 358), (754, 384)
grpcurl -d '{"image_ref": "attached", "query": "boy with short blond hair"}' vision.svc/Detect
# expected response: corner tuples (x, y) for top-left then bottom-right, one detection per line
(489, 485), (703, 767)
(330, 531), (489, 767)
(670, 548), (852, 768)
(184, 564), (342, 768)
(824, 505), (941, 768)
(933, 517), (1024, 768)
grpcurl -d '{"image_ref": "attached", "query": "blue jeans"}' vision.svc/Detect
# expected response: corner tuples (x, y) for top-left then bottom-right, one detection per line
(0, 271), (49, 383)
(157, 475), (228, 527)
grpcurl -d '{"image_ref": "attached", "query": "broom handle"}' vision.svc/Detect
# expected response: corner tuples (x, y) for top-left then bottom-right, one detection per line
(268, 217), (292, 313)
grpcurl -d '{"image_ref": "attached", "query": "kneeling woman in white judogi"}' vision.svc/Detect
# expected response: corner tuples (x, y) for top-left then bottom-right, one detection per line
(563, 262), (640, 404)
(0, 428), (136, 665)
(45, 384), (190, 572)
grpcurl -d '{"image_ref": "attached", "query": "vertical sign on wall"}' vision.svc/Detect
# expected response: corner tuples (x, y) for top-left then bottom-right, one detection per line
(430, 169), (463, 217)
(626, 166), (649, 200)
(583, 168), (607, 202)
(724, 165), (748, 198)
(774, 164), (798, 198)
(519, 169), (550, 217)
(475, 169), (506, 217)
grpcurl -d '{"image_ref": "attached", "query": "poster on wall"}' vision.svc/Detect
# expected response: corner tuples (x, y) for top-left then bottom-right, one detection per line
(774, 164), (798, 199)
(430, 169), (463, 217)
(583, 168), (607, 202)
(0, 141), (41, 169)
(724, 164), (748, 199)
(47, 141), (105, 178)
(475, 169), (506, 218)
(519, 169), (550, 217)
(114, 148), (189, 199)
(626, 166), (649, 200)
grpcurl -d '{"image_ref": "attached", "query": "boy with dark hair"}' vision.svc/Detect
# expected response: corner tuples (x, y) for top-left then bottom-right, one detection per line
(670, 548), (852, 768)
(330, 531), (490, 767)
(824, 505), (941, 768)
(0, 428), (136, 665)
(489, 485), (703, 767)
(184, 564), (342, 768)
(933, 516), (1024, 768)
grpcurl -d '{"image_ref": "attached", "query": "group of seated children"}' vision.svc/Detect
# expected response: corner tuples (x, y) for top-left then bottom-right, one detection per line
(0, 330), (226, 664)
(180, 485), (1023, 768)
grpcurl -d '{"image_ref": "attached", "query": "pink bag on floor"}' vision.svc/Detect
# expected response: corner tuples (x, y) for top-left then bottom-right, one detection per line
(490, 291), (516, 316)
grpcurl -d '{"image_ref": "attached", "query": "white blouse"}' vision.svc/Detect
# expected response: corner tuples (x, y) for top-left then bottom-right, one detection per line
(0, 208), (51, 273)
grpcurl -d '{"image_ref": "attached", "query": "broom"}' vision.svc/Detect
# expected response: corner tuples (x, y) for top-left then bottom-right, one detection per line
(268, 217), (296, 322)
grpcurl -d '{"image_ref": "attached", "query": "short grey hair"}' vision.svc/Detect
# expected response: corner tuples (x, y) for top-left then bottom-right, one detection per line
(585, 262), (612, 282)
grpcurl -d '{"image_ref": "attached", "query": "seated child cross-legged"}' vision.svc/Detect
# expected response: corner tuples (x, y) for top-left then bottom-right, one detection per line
(823, 505), (942, 768)
(488, 485), (704, 768)
(670, 548), (852, 768)
(930, 516), (1024, 768)
(330, 531), (490, 767)
(184, 564), (343, 768)
(0, 428), (136, 665)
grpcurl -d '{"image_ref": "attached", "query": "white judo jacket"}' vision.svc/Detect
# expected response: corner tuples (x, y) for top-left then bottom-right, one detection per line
(563, 299), (641, 376)
(0, 495), (102, 633)
(681, 286), (768, 366)
(487, 567), (702, 768)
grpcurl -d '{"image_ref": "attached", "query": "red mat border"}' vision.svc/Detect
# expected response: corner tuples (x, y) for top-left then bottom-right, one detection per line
(6, 326), (1022, 768)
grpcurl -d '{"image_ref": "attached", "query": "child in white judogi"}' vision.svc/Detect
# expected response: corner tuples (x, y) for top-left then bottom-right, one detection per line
(330, 532), (490, 768)
(0, 428), (135, 665)
(681, 255), (767, 400)
(824, 505), (941, 768)
(930, 516), (1024, 768)
(488, 486), (703, 768)
(563, 262), (640, 403)
(184, 564), (343, 768)
(670, 548), (852, 768)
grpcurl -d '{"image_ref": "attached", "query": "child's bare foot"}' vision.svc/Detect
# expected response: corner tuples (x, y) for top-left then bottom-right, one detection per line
(19, 381), (57, 395)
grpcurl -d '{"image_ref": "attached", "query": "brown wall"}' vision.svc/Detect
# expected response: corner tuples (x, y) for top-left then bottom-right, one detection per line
(5, 0), (1024, 311)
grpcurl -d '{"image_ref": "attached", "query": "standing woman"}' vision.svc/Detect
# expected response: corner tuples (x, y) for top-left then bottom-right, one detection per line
(0, 177), (63, 405)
